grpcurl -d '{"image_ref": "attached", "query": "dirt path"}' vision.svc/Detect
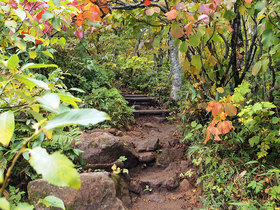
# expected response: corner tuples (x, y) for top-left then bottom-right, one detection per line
(120, 116), (203, 210)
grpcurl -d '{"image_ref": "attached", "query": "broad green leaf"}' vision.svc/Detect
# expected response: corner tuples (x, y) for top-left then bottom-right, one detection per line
(41, 11), (54, 20)
(191, 55), (202, 69)
(36, 93), (60, 113)
(39, 196), (65, 210)
(249, 136), (260, 147)
(58, 37), (66, 48)
(14, 8), (26, 21)
(179, 41), (188, 53)
(14, 203), (33, 210)
(14, 37), (26, 51)
(224, 10), (236, 20)
(29, 147), (81, 189)
(252, 61), (262, 76)
(21, 63), (58, 70)
(262, 29), (274, 48)
(189, 35), (200, 47)
(42, 51), (54, 59)
(69, 88), (85, 93)
(52, 16), (61, 31)
(7, 54), (19, 72)
(52, 0), (61, 7)
(29, 51), (37, 59)
(23, 34), (36, 43)
(0, 197), (10, 210)
(45, 109), (109, 130)
(0, 111), (15, 146)
(27, 78), (49, 90)
(57, 93), (81, 109)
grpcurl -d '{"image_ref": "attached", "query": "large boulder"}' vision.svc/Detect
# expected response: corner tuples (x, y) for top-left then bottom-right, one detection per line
(28, 172), (126, 210)
(74, 131), (138, 168)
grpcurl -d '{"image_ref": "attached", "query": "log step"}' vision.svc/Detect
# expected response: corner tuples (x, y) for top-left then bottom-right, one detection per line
(124, 97), (155, 102)
(133, 109), (170, 117)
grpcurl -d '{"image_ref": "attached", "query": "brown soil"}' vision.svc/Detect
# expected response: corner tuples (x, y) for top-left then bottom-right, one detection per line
(121, 116), (203, 210)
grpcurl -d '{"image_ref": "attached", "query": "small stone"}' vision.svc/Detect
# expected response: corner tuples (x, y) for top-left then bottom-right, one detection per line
(142, 122), (156, 128)
(137, 152), (155, 163)
(129, 180), (142, 194)
(116, 130), (123, 137)
(153, 116), (167, 123)
(178, 179), (191, 192)
(136, 138), (159, 152)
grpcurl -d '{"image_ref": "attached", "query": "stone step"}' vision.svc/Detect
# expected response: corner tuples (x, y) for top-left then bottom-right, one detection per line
(124, 96), (155, 101)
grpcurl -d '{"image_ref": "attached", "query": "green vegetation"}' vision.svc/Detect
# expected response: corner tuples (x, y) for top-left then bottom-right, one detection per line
(0, 0), (280, 209)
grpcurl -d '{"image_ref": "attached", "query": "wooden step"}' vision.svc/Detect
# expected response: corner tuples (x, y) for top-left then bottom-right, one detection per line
(122, 94), (147, 97)
(133, 109), (170, 117)
(124, 97), (155, 101)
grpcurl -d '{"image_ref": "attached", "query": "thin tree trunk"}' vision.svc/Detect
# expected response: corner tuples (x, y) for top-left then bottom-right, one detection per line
(169, 33), (181, 101)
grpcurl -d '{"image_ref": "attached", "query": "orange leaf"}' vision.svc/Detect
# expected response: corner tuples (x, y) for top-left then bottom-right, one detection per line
(206, 100), (217, 112)
(184, 22), (193, 38)
(212, 102), (224, 117)
(224, 103), (237, 116)
(217, 121), (234, 135)
(165, 9), (178, 20)
(208, 126), (221, 141)
(245, 0), (252, 3)
(144, 0), (151, 6)
(204, 120), (216, 144)
(77, 13), (84, 27)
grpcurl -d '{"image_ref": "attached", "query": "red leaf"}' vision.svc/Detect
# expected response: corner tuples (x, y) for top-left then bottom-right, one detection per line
(245, 0), (252, 3)
(144, 0), (151, 6)
(184, 22), (193, 38)
(165, 9), (178, 20)
(217, 121), (234, 135)
(76, 30), (84, 39)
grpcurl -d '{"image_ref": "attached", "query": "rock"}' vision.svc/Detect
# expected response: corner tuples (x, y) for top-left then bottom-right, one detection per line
(116, 130), (123, 137)
(137, 152), (155, 163)
(178, 179), (192, 192)
(153, 116), (167, 123)
(74, 131), (138, 168)
(129, 180), (142, 194)
(156, 148), (185, 168)
(28, 172), (126, 210)
(110, 174), (131, 208)
(136, 138), (160, 153)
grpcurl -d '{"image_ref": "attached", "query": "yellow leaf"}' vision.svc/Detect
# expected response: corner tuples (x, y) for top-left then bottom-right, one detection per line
(29, 51), (37, 59)
(216, 87), (224, 93)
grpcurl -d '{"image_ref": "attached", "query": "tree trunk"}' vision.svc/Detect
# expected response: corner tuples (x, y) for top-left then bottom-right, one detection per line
(169, 33), (181, 101)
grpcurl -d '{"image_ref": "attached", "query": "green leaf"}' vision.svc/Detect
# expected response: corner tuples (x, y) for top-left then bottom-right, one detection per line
(39, 196), (65, 210)
(52, 0), (61, 7)
(41, 11), (54, 20)
(262, 29), (274, 48)
(27, 78), (49, 90)
(224, 10), (237, 20)
(29, 147), (81, 189)
(249, 136), (260, 147)
(0, 111), (15, 147)
(0, 197), (10, 210)
(189, 35), (200, 47)
(14, 203), (33, 210)
(58, 37), (66, 48)
(252, 61), (262, 76)
(7, 54), (19, 72)
(14, 8), (26, 21)
(21, 63), (58, 70)
(179, 41), (188, 53)
(36, 94), (60, 113)
(14, 37), (26, 51)
(52, 16), (61, 31)
(41, 51), (54, 59)
(45, 109), (109, 130)
(191, 55), (202, 69)
(57, 93), (81, 109)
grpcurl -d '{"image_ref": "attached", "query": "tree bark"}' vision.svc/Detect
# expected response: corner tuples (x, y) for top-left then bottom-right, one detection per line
(169, 33), (181, 101)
